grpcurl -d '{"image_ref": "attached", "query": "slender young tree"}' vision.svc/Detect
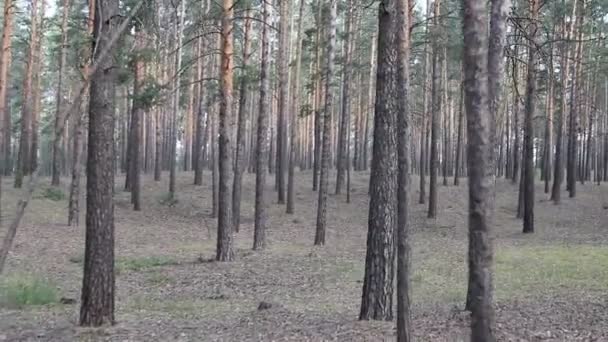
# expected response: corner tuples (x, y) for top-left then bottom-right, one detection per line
(15, 0), (40, 188)
(427, 0), (441, 218)
(216, 0), (235, 261)
(276, 0), (290, 204)
(315, 0), (337, 246)
(168, 0), (185, 200)
(232, 7), (253, 231)
(254, 0), (271, 251)
(287, 0), (306, 214)
(336, 0), (355, 195)
(522, 0), (539, 234)
(80, 0), (117, 326)
(51, 0), (71, 186)
(0, 0), (15, 177)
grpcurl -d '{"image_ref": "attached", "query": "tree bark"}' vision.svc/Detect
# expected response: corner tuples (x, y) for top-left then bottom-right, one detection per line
(359, 0), (399, 321)
(232, 8), (252, 232)
(315, 0), (337, 246)
(287, 0), (306, 214)
(427, 0), (441, 218)
(216, 0), (235, 261)
(80, 0), (117, 326)
(0, 0), (15, 177)
(51, 0), (71, 186)
(254, 0), (271, 251)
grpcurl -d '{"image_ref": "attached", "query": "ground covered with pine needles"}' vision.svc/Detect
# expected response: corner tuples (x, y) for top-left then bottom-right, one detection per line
(1, 171), (607, 341)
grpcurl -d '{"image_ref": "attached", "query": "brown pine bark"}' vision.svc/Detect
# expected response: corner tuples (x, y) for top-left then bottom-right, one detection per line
(254, 0), (271, 251)
(522, 0), (539, 234)
(232, 8), (253, 231)
(359, 0), (399, 321)
(168, 0), (185, 199)
(395, 0), (412, 338)
(15, 0), (40, 188)
(130, 24), (146, 211)
(287, 0), (305, 214)
(80, 0), (117, 325)
(216, 0), (235, 261)
(314, 0), (337, 246)
(551, 0), (577, 203)
(336, 0), (356, 195)
(276, 0), (290, 204)
(427, 0), (441, 218)
(51, 0), (71, 186)
(0, 0), (14, 177)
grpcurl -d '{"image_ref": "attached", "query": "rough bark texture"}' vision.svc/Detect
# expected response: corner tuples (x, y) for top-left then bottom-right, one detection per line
(427, 0), (441, 218)
(359, 0), (398, 322)
(254, 0), (271, 251)
(276, 0), (289, 204)
(79, 0), (117, 326)
(0, 0), (14, 176)
(522, 0), (538, 234)
(15, 0), (39, 188)
(315, 0), (337, 246)
(462, 0), (496, 339)
(336, 0), (355, 195)
(287, 0), (306, 214)
(232, 8), (252, 231)
(395, 0), (412, 339)
(51, 0), (71, 186)
(169, 0), (185, 199)
(551, 0), (578, 203)
(216, 0), (235, 261)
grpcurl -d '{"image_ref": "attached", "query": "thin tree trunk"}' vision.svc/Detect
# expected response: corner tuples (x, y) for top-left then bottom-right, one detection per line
(216, 0), (235, 261)
(427, 0), (441, 218)
(0, 0), (15, 177)
(315, 0), (337, 246)
(169, 0), (185, 199)
(51, 0), (71, 186)
(232, 8), (252, 231)
(287, 0), (305, 214)
(254, 0), (271, 251)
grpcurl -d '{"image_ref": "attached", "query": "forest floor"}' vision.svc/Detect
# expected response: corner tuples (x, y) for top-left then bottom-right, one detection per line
(1, 170), (608, 341)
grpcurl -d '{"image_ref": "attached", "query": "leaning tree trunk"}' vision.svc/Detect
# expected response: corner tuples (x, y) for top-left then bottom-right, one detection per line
(216, 0), (235, 261)
(80, 0), (117, 326)
(314, 0), (337, 246)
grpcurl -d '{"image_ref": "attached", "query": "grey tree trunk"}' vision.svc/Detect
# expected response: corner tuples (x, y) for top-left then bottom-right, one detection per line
(254, 0), (271, 251)
(315, 0), (337, 246)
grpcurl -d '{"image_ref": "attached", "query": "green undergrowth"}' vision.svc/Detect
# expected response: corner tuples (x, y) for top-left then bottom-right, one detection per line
(0, 274), (58, 308)
(329, 244), (608, 306)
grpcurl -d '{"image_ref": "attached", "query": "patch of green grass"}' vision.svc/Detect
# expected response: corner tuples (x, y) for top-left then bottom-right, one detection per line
(158, 192), (179, 206)
(117, 256), (180, 273)
(495, 245), (608, 298)
(0, 275), (58, 308)
(41, 187), (66, 201)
